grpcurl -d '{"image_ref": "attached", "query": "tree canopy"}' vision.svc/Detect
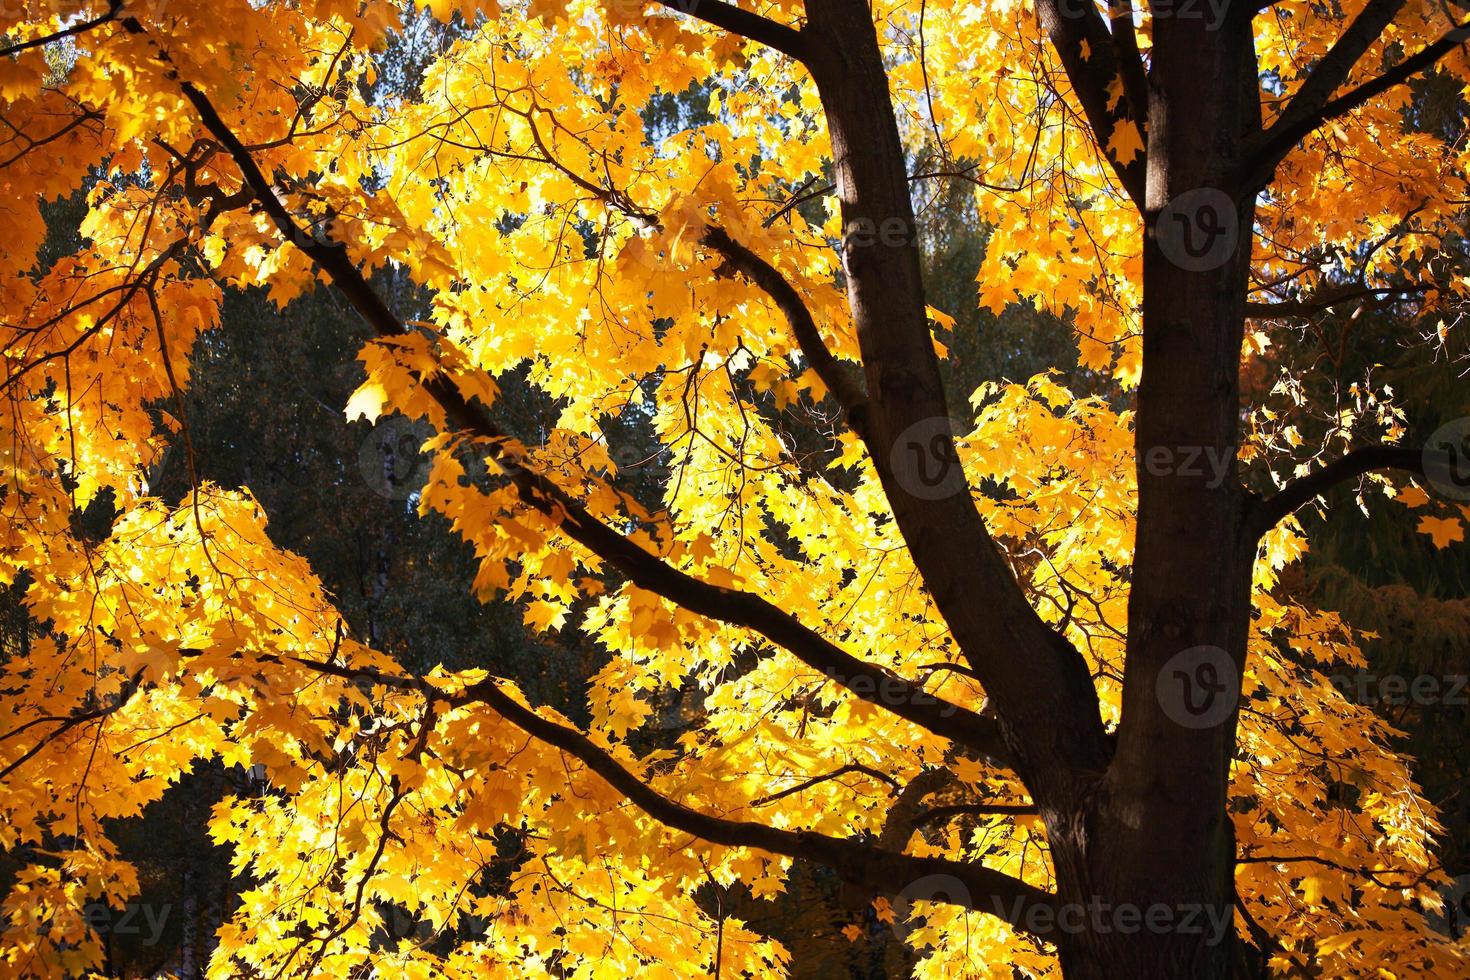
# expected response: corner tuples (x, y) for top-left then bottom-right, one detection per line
(2, 0), (1469, 977)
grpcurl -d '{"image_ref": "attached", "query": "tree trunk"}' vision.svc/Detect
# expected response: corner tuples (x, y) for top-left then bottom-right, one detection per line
(179, 868), (199, 980)
(1052, 9), (1262, 978)
(803, 2), (1264, 976)
(802, 0), (1109, 812)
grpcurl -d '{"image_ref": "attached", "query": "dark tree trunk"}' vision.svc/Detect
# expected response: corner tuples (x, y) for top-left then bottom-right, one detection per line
(802, 2), (1266, 977)
(179, 868), (199, 980)
(1055, 8), (1262, 978)
(802, 0), (1109, 805)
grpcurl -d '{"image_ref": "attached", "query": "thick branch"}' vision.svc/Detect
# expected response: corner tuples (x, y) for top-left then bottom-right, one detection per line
(1246, 445), (1426, 542)
(874, 768), (1038, 837)
(295, 655), (1055, 933)
(801, 0), (1110, 788)
(1289, 26), (1470, 135)
(1245, 2), (1470, 186)
(1108, 0), (1149, 131)
(460, 676), (1054, 930)
(912, 802), (1039, 828)
(702, 225), (869, 431)
(653, 0), (808, 61)
(174, 76), (1013, 762)
(1034, 0), (1147, 208)
(1261, 0), (1406, 138)
(877, 767), (955, 851)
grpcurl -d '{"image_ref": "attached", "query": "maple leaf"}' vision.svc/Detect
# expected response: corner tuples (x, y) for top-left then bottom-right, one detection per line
(345, 380), (391, 423)
(524, 599), (570, 632)
(2, 1), (1467, 977)
(1395, 485), (1430, 508)
(1107, 121), (1145, 166)
(1416, 515), (1464, 549)
(953, 756), (986, 785)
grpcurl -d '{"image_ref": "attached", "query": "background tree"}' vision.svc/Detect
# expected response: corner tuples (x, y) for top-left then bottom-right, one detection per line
(3, 1), (1470, 978)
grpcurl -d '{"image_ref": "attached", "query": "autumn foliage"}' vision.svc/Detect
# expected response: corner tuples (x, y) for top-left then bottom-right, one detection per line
(2, 0), (1469, 976)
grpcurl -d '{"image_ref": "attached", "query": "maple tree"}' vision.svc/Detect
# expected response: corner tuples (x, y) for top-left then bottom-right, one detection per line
(3, 0), (1470, 976)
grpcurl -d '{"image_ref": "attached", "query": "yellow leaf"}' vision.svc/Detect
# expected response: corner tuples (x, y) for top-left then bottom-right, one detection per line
(524, 600), (569, 632)
(1416, 515), (1464, 549)
(1107, 121), (1145, 165)
(1395, 485), (1430, 508)
(345, 380), (390, 423)
(953, 756), (986, 785)
(750, 875), (786, 898)
(1316, 933), (1359, 956)
(925, 305), (956, 331)
(1300, 875), (1323, 904)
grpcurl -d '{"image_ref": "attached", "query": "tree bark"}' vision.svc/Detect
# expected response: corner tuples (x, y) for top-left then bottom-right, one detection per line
(801, 0), (1109, 810)
(805, 1), (1265, 975)
(1056, 7), (1262, 977)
